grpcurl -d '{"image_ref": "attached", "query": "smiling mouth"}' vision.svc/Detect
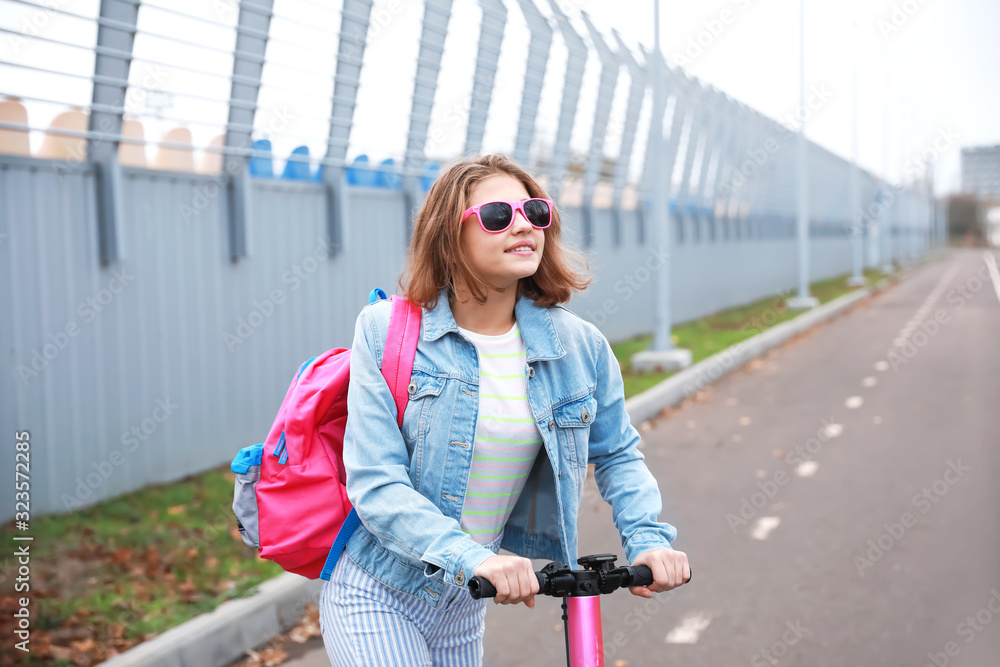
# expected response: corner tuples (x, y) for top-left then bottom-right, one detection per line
(505, 247), (534, 254)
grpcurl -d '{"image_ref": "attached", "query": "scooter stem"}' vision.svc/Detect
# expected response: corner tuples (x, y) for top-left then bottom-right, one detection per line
(566, 595), (604, 667)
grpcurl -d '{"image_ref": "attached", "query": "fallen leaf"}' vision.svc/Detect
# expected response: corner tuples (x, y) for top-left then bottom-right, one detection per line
(111, 548), (133, 564)
(260, 647), (288, 666)
(50, 646), (74, 660)
(167, 505), (186, 515)
(73, 638), (96, 651)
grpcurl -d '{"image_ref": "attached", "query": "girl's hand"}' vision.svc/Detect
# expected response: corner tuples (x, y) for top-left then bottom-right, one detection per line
(629, 548), (690, 598)
(472, 555), (540, 607)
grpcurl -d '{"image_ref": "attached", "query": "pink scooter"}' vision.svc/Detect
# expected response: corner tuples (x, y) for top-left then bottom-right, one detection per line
(469, 553), (692, 667)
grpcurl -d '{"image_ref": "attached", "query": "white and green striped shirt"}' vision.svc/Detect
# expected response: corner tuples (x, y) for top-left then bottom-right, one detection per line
(456, 319), (543, 544)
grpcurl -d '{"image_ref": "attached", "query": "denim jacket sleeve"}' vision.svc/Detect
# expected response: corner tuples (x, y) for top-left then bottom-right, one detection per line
(586, 325), (678, 563)
(342, 305), (498, 587)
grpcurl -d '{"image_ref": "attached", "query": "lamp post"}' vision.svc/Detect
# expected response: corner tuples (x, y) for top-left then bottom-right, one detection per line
(848, 20), (866, 287)
(788, 0), (818, 309)
(631, 0), (692, 374)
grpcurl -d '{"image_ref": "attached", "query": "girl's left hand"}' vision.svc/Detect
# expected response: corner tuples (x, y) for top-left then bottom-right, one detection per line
(628, 548), (690, 598)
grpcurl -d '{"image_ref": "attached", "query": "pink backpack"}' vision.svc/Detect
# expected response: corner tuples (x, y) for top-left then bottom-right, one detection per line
(231, 290), (422, 579)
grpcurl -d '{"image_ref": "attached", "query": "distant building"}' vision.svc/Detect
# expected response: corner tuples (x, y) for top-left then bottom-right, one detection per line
(961, 145), (1000, 199)
(961, 145), (1000, 246)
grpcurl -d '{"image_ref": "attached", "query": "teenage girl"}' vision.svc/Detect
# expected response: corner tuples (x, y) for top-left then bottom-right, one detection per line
(319, 154), (690, 666)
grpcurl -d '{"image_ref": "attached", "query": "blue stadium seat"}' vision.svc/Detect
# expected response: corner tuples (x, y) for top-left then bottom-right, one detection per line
(249, 139), (274, 178)
(421, 161), (440, 191)
(282, 145), (312, 180)
(347, 154), (378, 187)
(377, 158), (400, 189)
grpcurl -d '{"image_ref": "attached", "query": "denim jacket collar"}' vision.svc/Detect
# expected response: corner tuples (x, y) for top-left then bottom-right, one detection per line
(421, 286), (566, 363)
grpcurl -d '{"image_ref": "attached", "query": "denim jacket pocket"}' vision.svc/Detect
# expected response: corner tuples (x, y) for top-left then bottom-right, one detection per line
(401, 371), (447, 489)
(552, 392), (598, 468)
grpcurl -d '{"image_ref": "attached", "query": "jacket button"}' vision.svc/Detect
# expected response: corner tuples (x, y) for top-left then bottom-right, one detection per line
(582, 408), (590, 423)
(548, 420), (555, 431)
(455, 571), (466, 585)
(528, 366), (535, 378)
(407, 382), (417, 395)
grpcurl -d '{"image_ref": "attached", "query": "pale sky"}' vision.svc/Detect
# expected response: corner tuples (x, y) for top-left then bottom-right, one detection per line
(591, 0), (1000, 193)
(2, 0), (997, 194)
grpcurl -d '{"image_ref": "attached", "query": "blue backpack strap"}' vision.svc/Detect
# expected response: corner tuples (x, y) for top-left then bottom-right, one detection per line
(320, 507), (362, 580)
(369, 288), (388, 304)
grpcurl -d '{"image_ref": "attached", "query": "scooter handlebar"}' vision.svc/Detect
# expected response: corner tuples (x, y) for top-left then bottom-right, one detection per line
(468, 564), (692, 600)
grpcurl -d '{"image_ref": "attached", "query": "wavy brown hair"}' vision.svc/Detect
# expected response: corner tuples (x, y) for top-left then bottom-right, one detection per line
(398, 153), (592, 310)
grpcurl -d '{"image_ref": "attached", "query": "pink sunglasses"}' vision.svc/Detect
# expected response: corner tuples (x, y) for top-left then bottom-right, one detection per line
(461, 198), (555, 233)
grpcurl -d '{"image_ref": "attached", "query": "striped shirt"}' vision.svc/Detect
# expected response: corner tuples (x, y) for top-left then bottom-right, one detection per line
(456, 319), (543, 544)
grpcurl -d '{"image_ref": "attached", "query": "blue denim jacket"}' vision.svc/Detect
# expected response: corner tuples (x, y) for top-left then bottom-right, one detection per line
(341, 287), (677, 608)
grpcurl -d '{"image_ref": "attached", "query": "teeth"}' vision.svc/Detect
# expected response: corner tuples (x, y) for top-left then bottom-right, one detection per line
(506, 247), (532, 253)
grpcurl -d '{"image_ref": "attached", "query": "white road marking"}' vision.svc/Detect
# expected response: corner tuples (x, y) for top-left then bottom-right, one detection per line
(796, 461), (820, 477)
(874, 360), (889, 372)
(665, 613), (713, 644)
(751, 517), (781, 540)
(862, 376), (877, 387)
(823, 422), (844, 438)
(985, 252), (1000, 305)
(845, 396), (864, 409)
(893, 262), (962, 348)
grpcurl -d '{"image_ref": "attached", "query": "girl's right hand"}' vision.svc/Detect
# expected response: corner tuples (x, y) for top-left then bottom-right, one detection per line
(472, 555), (539, 607)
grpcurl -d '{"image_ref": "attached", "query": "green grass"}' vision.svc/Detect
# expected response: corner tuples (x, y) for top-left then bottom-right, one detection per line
(0, 465), (282, 665)
(614, 268), (893, 398)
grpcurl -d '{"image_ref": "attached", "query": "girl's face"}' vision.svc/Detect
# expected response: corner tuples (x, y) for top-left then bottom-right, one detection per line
(459, 174), (546, 293)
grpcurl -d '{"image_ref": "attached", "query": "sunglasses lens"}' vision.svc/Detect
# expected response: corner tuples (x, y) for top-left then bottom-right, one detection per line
(523, 199), (551, 228)
(479, 202), (514, 231)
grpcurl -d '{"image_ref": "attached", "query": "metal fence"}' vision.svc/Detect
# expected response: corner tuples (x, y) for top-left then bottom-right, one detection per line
(0, 0), (939, 519)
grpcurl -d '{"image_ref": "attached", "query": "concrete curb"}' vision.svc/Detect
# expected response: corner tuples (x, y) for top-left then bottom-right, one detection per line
(99, 573), (321, 667)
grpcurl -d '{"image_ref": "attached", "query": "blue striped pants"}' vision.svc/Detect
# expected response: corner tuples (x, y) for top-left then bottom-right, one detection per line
(319, 533), (504, 666)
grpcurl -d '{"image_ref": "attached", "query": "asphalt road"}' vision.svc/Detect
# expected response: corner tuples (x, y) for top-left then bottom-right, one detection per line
(279, 247), (1000, 667)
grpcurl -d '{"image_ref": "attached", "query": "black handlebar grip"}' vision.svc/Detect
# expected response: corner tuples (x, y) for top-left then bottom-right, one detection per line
(630, 564), (654, 587)
(627, 564), (693, 587)
(467, 575), (496, 600)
